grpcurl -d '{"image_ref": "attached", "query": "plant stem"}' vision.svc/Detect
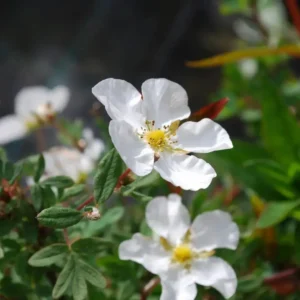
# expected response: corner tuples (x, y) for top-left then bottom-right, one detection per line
(76, 195), (95, 211)
(140, 277), (160, 300)
(116, 168), (131, 189)
(63, 228), (70, 246)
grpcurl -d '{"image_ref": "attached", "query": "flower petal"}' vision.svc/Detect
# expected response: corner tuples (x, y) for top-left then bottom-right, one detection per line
(146, 194), (190, 245)
(141, 79), (190, 127)
(191, 257), (237, 299)
(109, 120), (154, 176)
(177, 119), (233, 153)
(119, 233), (170, 275)
(92, 78), (144, 126)
(48, 86), (70, 112)
(161, 282), (197, 300)
(154, 153), (216, 191)
(0, 115), (27, 145)
(191, 210), (239, 252)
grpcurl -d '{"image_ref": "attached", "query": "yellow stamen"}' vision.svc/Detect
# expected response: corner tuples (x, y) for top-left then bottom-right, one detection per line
(145, 130), (166, 151)
(172, 245), (193, 264)
(160, 237), (173, 251)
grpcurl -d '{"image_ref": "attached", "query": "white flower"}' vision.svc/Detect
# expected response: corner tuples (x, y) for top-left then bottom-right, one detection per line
(119, 194), (239, 300)
(42, 147), (94, 183)
(92, 78), (233, 191)
(85, 207), (101, 220)
(82, 128), (105, 161)
(0, 86), (70, 144)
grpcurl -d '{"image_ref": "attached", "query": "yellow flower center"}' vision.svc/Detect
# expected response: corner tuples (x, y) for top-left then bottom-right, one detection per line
(172, 245), (193, 264)
(145, 130), (166, 151)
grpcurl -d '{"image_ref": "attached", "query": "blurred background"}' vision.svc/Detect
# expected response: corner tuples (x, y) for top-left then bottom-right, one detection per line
(1, 0), (295, 158)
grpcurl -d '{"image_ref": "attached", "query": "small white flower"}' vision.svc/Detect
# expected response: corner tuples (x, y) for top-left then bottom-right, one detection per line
(82, 128), (105, 161)
(92, 78), (232, 191)
(42, 147), (94, 183)
(0, 86), (70, 145)
(119, 194), (239, 300)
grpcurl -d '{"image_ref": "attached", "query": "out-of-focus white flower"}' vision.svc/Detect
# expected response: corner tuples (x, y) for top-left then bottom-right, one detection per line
(0, 86), (70, 145)
(42, 147), (94, 183)
(238, 59), (258, 79)
(92, 78), (233, 191)
(82, 128), (105, 161)
(119, 194), (239, 300)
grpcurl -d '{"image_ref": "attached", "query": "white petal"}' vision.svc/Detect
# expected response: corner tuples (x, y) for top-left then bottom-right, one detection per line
(141, 79), (190, 127)
(154, 153), (216, 191)
(92, 78), (144, 126)
(119, 233), (170, 275)
(109, 120), (154, 176)
(15, 86), (49, 118)
(48, 86), (70, 112)
(0, 115), (27, 145)
(191, 257), (237, 299)
(191, 210), (239, 252)
(85, 139), (105, 161)
(146, 194), (190, 245)
(177, 119), (233, 153)
(161, 282), (197, 300)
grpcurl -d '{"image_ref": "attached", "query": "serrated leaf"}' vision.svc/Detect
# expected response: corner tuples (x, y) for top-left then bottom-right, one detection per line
(257, 200), (300, 228)
(34, 154), (45, 183)
(41, 176), (74, 189)
(28, 244), (69, 267)
(94, 148), (123, 204)
(52, 255), (75, 298)
(71, 238), (112, 255)
(37, 207), (83, 228)
(31, 185), (43, 211)
(72, 266), (88, 300)
(60, 184), (86, 202)
(9, 163), (23, 184)
(78, 259), (106, 289)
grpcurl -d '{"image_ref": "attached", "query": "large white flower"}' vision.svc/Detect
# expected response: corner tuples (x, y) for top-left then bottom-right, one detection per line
(92, 78), (232, 191)
(0, 86), (70, 145)
(119, 194), (239, 300)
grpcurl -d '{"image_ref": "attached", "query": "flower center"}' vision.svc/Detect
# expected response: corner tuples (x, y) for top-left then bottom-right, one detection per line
(145, 130), (166, 151)
(36, 103), (55, 120)
(172, 245), (193, 264)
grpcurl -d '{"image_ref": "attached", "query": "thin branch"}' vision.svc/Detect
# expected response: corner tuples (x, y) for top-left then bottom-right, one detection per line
(116, 168), (132, 189)
(63, 228), (70, 247)
(140, 277), (160, 300)
(76, 195), (95, 211)
(35, 129), (47, 152)
(285, 0), (300, 36)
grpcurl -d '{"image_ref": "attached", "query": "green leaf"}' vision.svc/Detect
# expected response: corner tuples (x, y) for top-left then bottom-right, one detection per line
(72, 266), (88, 300)
(9, 163), (23, 184)
(34, 154), (45, 183)
(94, 148), (123, 204)
(94, 206), (124, 231)
(31, 185), (43, 211)
(60, 184), (86, 202)
(52, 255), (75, 298)
(77, 259), (106, 289)
(0, 246), (4, 259)
(41, 186), (57, 208)
(257, 200), (300, 228)
(41, 176), (74, 189)
(37, 207), (83, 228)
(257, 72), (300, 166)
(71, 238), (112, 256)
(28, 244), (69, 267)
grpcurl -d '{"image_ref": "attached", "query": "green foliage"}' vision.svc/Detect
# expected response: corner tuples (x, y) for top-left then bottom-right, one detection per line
(37, 207), (83, 228)
(94, 148), (123, 203)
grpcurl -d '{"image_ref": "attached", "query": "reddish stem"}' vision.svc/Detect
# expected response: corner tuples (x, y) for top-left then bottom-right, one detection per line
(63, 228), (70, 246)
(76, 195), (95, 211)
(285, 0), (300, 36)
(116, 168), (132, 189)
(140, 277), (160, 300)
